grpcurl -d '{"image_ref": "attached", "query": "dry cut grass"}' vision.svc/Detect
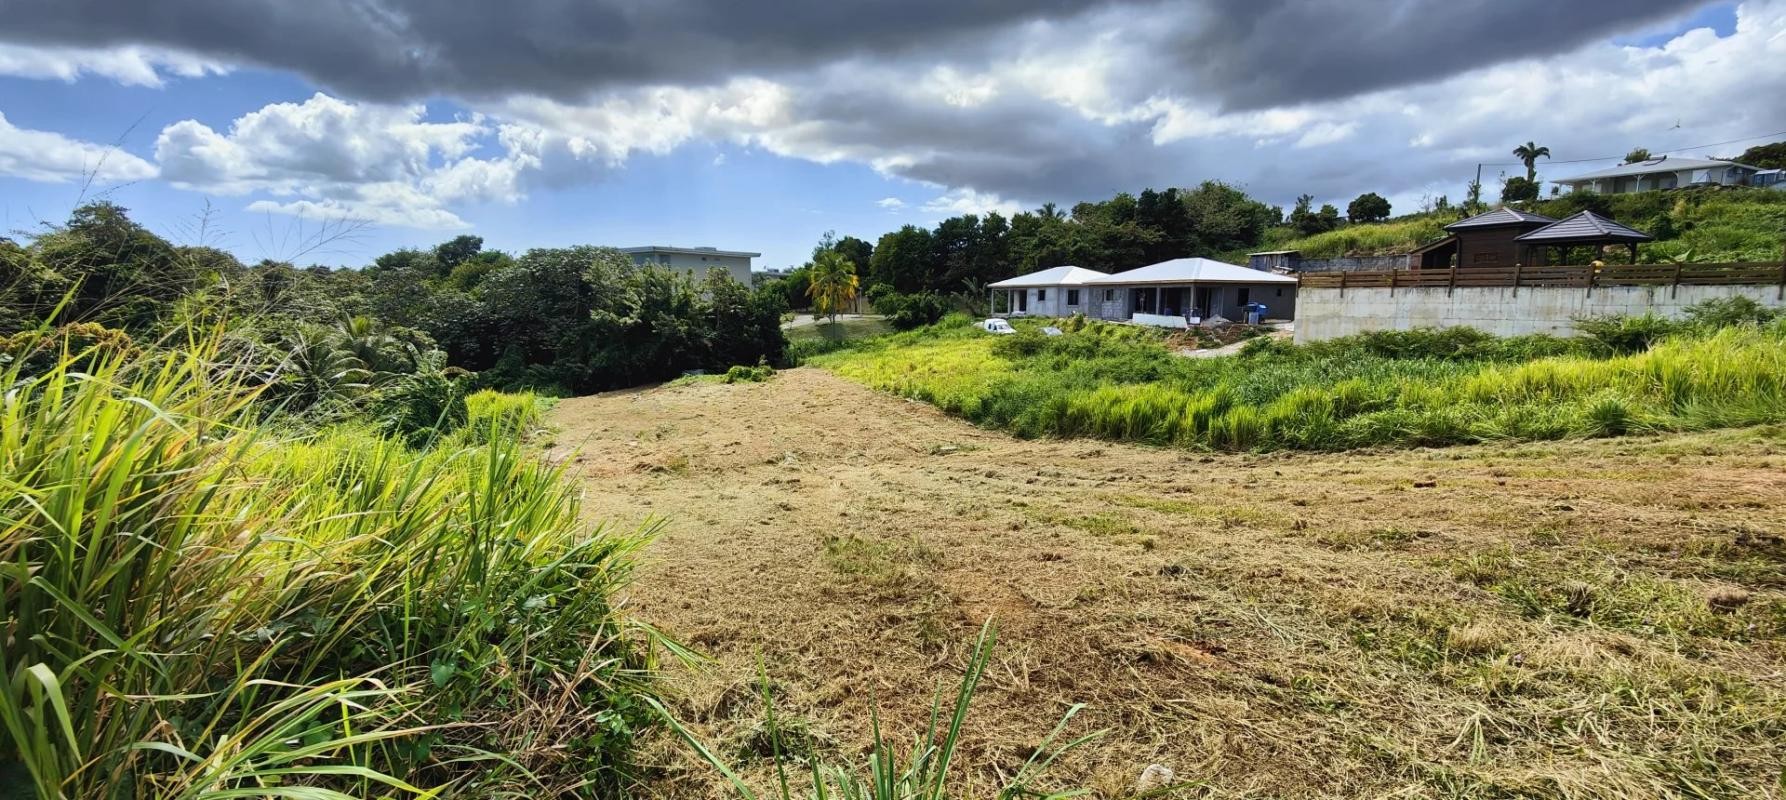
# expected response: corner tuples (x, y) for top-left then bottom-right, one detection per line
(550, 368), (1786, 800)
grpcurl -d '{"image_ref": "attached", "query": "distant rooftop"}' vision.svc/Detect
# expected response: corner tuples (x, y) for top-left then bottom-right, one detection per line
(1444, 208), (1556, 231)
(1083, 257), (1296, 285)
(988, 265), (1109, 288)
(1556, 156), (1760, 183)
(621, 245), (762, 258)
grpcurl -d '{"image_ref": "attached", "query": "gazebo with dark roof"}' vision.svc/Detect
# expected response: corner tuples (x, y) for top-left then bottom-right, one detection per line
(1515, 211), (1654, 265)
(1412, 207), (1558, 268)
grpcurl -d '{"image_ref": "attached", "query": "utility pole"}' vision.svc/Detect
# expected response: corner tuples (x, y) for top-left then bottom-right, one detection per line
(1474, 163), (1482, 211)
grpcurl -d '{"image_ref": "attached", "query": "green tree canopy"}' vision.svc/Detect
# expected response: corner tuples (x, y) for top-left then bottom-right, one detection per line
(1290, 195), (1342, 235)
(1735, 140), (1786, 169)
(1346, 192), (1392, 223)
(1501, 175), (1540, 203)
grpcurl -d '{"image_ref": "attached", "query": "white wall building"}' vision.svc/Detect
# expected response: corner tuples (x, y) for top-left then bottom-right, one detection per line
(622, 245), (760, 285)
(987, 266), (1108, 317)
(1553, 157), (1761, 195)
(1082, 258), (1297, 327)
(989, 259), (1297, 326)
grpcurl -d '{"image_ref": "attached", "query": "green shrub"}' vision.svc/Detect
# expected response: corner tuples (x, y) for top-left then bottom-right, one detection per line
(1683, 296), (1781, 330)
(1574, 313), (1683, 355)
(990, 328), (1048, 358)
(724, 363), (777, 383)
(373, 356), (471, 446)
(871, 288), (953, 330)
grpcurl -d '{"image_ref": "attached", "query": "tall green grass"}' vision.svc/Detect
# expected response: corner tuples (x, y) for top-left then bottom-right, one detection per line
(814, 319), (1786, 452)
(1, 330), (660, 797)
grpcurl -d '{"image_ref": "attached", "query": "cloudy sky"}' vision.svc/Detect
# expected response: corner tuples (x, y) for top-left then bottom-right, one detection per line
(1, 0), (1783, 269)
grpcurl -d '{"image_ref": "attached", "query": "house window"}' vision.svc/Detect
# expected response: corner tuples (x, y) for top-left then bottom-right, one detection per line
(1037, 288), (1047, 301)
(1472, 252), (1499, 264)
(1066, 289), (1080, 305)
(1275, 288), (1283, 297)
(1237, 288), (1250, 306)
(1103, 289), (1114, 301)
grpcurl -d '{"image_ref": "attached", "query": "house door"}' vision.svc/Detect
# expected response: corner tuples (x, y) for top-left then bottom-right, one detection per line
(1194, 286), (1214, 318)
(1016, 290), (1027, 313)
(1161, 287), (1186, 316)
(1132, 287), (1156, 315)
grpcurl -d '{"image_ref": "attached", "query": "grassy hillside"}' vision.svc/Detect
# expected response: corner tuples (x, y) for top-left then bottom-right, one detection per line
(812, 309), (1786, 452)
(1226, 187), (1786, 263)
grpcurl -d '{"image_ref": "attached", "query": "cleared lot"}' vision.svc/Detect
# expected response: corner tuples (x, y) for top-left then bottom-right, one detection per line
(549, 368), (1786, 799)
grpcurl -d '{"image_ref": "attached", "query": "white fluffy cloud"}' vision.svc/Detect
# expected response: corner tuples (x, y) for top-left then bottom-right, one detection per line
(0, 43), (226, 87)
(154, 94), (521, 229)
(921, 187), (1024, 217)
(0, 110), (157, 183)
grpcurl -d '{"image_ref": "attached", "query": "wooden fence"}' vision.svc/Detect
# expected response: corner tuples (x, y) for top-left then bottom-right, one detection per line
(1299, 261), (1786, 298)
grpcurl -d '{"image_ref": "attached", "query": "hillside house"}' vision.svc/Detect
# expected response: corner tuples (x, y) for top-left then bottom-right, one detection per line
(622, 245), (759, 285)
(1553, 157), (1761, 195)
(988, 266), (1109, 316)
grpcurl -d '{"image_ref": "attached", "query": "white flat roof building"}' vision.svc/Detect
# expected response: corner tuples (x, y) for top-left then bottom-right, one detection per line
(622, 245), (760, 286)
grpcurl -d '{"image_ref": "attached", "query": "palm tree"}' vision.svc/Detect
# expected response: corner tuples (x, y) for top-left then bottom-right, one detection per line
(1512, 141), (1551, 182)
(1038, 202), (1065, 221)
(336, 313), (396, 377)
(806, 250), (859, 325)
(280, 326), (370, 411)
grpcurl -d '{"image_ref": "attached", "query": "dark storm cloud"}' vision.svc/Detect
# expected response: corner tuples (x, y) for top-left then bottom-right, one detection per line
(0, 0), (1102, 100)
(1160, 0), (1708, 109)
(0, 0), (1711, 106)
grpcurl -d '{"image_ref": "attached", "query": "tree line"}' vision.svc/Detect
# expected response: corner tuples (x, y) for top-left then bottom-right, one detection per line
(766, 181), (1408, 328)
(3, 203), (788, 403)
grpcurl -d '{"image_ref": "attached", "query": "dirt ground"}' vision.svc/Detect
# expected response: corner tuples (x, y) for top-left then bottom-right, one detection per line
(547, 368), (1786, 799)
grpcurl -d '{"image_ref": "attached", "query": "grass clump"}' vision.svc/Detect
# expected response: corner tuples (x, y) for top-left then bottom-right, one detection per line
(726, 363), (778, 383)
(0, 330), (663, 796)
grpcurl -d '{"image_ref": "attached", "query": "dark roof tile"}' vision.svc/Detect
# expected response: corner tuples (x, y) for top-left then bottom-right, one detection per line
(1515, 211), (1654, 243)
(1444, 208), (1557, 231)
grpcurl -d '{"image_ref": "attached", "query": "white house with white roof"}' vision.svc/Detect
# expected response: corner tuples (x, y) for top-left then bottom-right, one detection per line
(1553, 157), (1761, 195)
(1082, 258), (1297, 327)
(987, 266), (1109, 316)
(989, 258), (1297, 327)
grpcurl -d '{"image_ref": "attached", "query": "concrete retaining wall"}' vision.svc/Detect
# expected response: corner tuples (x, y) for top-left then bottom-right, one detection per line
(1295, 283), (1786, 343)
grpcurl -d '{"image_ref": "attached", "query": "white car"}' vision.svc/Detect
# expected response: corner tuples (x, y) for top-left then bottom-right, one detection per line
(978, 318), (1016, 335)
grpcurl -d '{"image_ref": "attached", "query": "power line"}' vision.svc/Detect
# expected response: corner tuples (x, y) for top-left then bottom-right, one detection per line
(1477, 128), (1786, 168)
